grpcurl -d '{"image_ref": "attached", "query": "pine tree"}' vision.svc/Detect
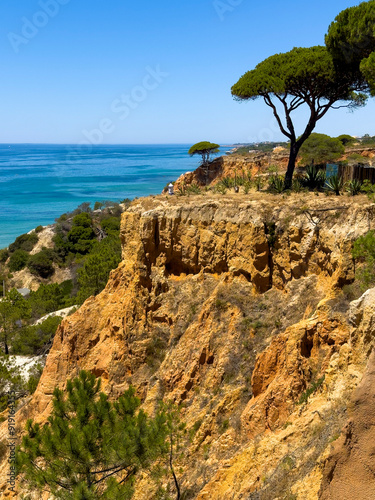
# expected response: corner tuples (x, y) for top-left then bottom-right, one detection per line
(0, 289), (31, 355)
(16, 371), (168, 499)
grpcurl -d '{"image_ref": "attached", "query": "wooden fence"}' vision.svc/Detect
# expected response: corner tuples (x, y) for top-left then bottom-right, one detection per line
(338, 164), (375, 184)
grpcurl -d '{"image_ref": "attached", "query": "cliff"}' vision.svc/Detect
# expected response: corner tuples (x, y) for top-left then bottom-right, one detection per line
(2, 193), (375, 499)
(173, 146), (375, 191)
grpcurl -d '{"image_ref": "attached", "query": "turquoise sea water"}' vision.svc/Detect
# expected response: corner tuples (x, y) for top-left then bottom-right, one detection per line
(0, 144), (213, 249)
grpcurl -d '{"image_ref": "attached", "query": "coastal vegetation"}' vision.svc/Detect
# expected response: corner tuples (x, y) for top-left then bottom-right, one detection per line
(325, 0), (375, 95)
(299, 133), (345, 166)
(16, 371), (183, 499)
(231, 45), (368, 188)
(0, 200), (126, 407)
(2, 2), (375, 498)
(188, 141), (220, 184)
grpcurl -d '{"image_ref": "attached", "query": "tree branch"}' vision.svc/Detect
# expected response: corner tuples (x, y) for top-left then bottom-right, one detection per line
(262, 95), (292, 139)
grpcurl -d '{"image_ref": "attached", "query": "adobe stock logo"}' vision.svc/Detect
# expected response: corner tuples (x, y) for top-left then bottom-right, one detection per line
(8, 0), (71, 54)
(64, 65), (169, 166)
(213, 0), (244, 21)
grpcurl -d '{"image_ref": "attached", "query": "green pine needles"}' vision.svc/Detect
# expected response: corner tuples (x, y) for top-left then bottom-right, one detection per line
(16, 371), (169, 499)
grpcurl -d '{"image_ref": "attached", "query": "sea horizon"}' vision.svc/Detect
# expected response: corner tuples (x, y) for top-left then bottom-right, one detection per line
(0, 144), (225, 249)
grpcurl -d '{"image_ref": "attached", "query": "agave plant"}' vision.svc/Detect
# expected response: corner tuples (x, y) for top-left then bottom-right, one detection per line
(186, 183), (201, 195)
(243, 181), (251, 194)
(291, 177), (304, 193)
(220, 176), (234, 188)
(268, 174), (284, 193)
(346, 179), (362, 196)
(254, 174), (265, 191)
(215, 182), (227, 194)
(302, 165), (326, 190)
(325, 174), (343, 196)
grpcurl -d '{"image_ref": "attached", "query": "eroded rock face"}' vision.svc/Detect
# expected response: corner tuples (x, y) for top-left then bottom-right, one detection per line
(319, 291), (375, 500)
(2, 195), (375, 499)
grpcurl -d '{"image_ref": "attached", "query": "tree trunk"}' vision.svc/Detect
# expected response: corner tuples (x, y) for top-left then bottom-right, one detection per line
(284, 142), (300, 189)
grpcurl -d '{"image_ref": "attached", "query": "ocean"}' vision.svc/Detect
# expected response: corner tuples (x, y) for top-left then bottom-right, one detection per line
(0, 144), (215, 249)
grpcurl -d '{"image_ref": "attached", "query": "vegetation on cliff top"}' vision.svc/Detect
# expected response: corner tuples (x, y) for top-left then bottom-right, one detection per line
(231, 46), (368, 188)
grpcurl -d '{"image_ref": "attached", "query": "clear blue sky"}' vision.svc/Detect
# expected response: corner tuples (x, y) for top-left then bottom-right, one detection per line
(0, 0), (374, 145)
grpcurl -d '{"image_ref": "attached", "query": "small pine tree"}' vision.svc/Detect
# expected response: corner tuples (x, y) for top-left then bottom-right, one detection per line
(16, 371), (168, 499)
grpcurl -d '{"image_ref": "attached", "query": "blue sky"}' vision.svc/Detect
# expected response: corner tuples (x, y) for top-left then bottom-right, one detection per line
(0, 0), (374, 144)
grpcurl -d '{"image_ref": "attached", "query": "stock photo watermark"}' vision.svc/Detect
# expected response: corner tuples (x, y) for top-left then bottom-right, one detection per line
(7, 390), (17, 494)
(8, 0), (72, 54)
(213, 0), (244, 21)
(65, 65), (169, 163)
(246, 117), (281, 144)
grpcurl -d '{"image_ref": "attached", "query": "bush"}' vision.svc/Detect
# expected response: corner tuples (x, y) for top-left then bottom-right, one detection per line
(268, 174), (284, 193)
(9, 232), (38, 253)
(325, 174), (344, 195)
(299, 133), (345, 165)
(77, 236), (121, 303)
(291, 177), (304, 193)
(27, 249), (55, 278)
(298, 376), (325, 405)
(8, 249), (29, 272)
(35, 225), (44, 233)
(12, 316), (62, 355)
(28, 281), (74, 319)
(27, 363), (44, 394)
(336, 134), (355, 146)
(101, 217), (121, 233)
(0, 355), (24, 412)
(352, 231), (375, 289)
(0, 249), (9, 263)
(93, 201), (104, 210)
(346, 179), (362, 196)
(302, 166), (326, 190)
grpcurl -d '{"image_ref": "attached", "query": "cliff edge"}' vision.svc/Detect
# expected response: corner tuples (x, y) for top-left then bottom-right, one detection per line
(2, 193), (375, 499)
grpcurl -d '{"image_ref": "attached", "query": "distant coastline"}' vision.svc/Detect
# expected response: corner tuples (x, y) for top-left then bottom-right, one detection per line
(0, 144), (225, 249)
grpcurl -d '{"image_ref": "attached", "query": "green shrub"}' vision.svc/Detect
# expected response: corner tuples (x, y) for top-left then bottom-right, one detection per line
(8, 249), (29, 272)
(67, 224), (95, 255)
(336, 134), (356, 146)
(215, 183), (227, 195)
(0, 355), (24, 412)
(77, 235), (121, 304)
(186, 183), (201, 195)
(346, 179), (362, 196)
(9, 232), (38, 253)
(27, 363), (44, 394)
(221, 177), (234, 188)
(254, 175), (265, 191)
(302, 166), (326, 190)
(298, 376), (325, 405)
(101, 217), (121, 233)
(0, 249), (9, 263)
(12, 316), (62, 355)
(325, 174), (344, 195)
(291, 177), (304, 193)
(299, 133), (345, 165)
(72, 212), (92, 228)
(361, 179), (375, 201)
(35, 225), (44, 233)
(268, 175), (284, 193)
(27, 248), (55, 278)
(28, 281), (74, 319)
(352, 231), (375, 289)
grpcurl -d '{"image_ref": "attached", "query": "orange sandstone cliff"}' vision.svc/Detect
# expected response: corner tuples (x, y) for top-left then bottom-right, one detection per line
(2, 193), (375, 499)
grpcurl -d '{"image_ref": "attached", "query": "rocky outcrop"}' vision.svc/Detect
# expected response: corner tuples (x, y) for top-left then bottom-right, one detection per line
(319, 289), (375, 500)
(2, 194), (375, 499)
(173, 151), (289, 190)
